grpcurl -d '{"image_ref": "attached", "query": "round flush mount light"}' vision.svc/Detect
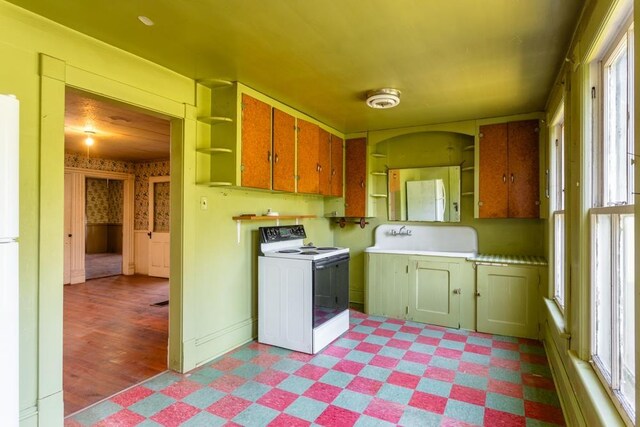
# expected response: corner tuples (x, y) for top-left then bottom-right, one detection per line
(138, 15), (155, 26)
(366, 88), (401, 109)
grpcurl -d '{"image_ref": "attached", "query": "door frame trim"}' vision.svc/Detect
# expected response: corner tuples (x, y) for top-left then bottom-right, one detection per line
(64, 167), (135, 281)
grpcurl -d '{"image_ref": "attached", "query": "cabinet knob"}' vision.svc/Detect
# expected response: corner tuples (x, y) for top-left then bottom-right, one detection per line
(475, 292), (481, 297)
(502, 174), (506, 183)
(267, 151), (272, 162)
(511, 173), (514, 183)
(274, 153), (279, 163)
(360, 180), (365, 189)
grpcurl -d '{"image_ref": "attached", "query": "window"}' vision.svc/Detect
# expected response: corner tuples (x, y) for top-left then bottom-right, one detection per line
(590, 21), (635, 421)
(551, 116), (565, 309)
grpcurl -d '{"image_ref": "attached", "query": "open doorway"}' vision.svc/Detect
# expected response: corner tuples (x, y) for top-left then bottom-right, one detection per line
(62, 87), (172, 415)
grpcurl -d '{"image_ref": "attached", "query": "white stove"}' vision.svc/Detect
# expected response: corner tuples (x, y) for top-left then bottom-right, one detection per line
(258, 225), (350, 354)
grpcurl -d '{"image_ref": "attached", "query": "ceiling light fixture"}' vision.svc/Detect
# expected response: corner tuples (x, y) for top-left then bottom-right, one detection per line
(84, 130), (95, 147)
(138, 15), (154, 26)
(366, 88), (401, 109)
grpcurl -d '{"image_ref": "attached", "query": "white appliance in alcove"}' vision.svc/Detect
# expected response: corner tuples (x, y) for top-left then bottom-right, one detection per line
(0, 94), (20, 427)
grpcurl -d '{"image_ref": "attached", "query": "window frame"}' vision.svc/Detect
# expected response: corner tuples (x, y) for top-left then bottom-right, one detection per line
(550, 108), (566, 311)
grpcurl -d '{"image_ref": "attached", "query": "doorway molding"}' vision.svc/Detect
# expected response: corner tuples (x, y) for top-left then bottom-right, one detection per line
(39, 53), (192, 419)
(64, 167), (135, 283)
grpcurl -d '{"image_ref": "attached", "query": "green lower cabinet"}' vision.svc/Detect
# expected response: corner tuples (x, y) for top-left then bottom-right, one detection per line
(365, 253), (409, 319)
(408, 260), (461, 328)
(476, 264), (539, 339)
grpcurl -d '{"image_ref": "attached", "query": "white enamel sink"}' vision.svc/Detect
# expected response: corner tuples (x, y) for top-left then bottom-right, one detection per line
(365, 224), (478, 258)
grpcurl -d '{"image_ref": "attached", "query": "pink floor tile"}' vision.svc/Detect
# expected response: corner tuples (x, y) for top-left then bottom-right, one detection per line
(288, 351), (315, 362)
(268, 413), (311, 427)
(315, 405), (360, 427)
(464, 343), (492, 355)
(295, 364), (329, 381)
(443, 333), (468, 343)
(252, 352), (283, 367)
(254, 369), (289, 387)
(435, 347), (463, 360)
(387, 371), (421, 389)
(363, 397), (404, 423)
(449, 384), (486, 406)
(361, 319), (383, 328)
(484, 408), (527, 426)
(344, 331), (368, 341)
(522, 373), (556, 390)
(387, 338), (412, 350)
(440, 417), (479, 426)
(424, 366), (456, 382)
(209, 374), (247, 393)
(303, 381), (343, 403)
(416, 335), (441, 346)
(369, 354), (400, 369)
(403, 350), (432, 364)
(487, 378), (524, 399)
(150, 402), (200, 427)
(525, 400), (566, 425)
(95, 409), (146, 427)
(346, 376), (383, 395)
(206, 395), (252, 419)
(520, 353), (548, 365)
(386, 318), (404, 325)
(323, 345), (351, 358)
(355, 342), (383, 354)
(399, 325), (422, 335)
(161, 379), (203, 399)
(490, 357), (521, 371)
(492, 341), (520, 351)
(110, 385), (154, 407)
(332, 359), (365, 375)
(257, 388), (298, 411)
(408, 390), (448, 414)
(458, 361), (489, 377)
(210, 357), (244, 371)
(372, 328), (395, 338)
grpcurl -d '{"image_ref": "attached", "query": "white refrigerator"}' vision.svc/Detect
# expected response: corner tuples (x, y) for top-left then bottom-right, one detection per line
(0, 94), (19, 427)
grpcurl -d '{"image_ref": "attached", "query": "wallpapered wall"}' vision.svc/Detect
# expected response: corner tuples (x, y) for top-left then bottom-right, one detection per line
(85, 178), (123, 223)
(65, 153), (170, 230)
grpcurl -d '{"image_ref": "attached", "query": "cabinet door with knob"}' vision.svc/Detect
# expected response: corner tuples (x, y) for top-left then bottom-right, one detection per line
(476, 264), (539, 339)
(241, 94), (272, 189)
(345, 137), (367, 217)
(272, 108), (296, 192)
(330, 135), (344, 197)
(318, 128), (332, 195)
(297, 118), (320, 194)
(408, 259), (461, 328)
(478, 119), (540, 218)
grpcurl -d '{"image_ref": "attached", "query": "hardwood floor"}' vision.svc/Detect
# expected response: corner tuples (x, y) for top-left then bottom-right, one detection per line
(85, 252), (123, 280)
(63, 274), (169, 416)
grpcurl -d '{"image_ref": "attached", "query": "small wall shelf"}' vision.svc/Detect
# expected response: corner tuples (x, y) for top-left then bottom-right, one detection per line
(369, 194), (388, 198)
(370, 153), (387, 158)
(232, 215), (317, 243)
(197, 181), (233, 187)
(462, 166), (475, 172)
(370, 171), (387, 176)
(463, 145), (475, 151)
(197, 116), (233, 125)
(197, 78), (233, 89)
(462, 192), (474, 196)
(196, 147), (233, 154)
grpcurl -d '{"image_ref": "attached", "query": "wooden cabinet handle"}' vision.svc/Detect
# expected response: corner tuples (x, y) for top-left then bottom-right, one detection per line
(274, 153), (279, 163)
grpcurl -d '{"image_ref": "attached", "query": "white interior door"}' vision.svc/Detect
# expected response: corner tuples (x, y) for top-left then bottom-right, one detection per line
(63, 172), (72, 284)
(148, 177), (170, 278)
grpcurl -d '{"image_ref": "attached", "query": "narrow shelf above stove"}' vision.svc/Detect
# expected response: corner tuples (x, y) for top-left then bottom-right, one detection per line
(232, 214), (317, 244)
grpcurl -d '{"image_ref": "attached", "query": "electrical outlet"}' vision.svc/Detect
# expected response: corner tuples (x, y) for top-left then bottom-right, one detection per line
(200, 196), (208, 210)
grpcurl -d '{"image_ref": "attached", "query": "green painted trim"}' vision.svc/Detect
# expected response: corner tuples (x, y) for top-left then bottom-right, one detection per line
(38, 55), (65, 417)
(37, 392), (63, 427)
(39, 54), (66, 81)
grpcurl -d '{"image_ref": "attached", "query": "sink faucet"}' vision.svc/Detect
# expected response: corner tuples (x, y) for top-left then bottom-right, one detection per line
(391, 226), (412, 236)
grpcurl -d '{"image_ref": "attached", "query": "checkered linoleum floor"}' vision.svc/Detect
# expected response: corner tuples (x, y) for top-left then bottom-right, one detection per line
(65, 311), (565, 426)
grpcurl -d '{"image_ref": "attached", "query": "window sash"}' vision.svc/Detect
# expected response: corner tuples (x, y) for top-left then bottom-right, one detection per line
(552, 211), (565, 310)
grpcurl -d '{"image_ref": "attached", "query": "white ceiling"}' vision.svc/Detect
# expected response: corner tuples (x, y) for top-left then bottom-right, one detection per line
(11, 0), (583, 133)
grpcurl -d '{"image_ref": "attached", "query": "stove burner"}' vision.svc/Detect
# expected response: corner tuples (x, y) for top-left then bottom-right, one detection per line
(300, 251), (320, 255)
(278, 249), (300, 253)
(318, 247), (339, 251)
(300, 246), (316, 249)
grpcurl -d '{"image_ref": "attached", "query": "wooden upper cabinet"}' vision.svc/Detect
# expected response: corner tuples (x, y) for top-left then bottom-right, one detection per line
(272, 108), (296, 192)
(330, 135), (344, 197)
(507, 120), (540, 218)
(478, 119), (540, 218)
(241, 94), (272, 189)
(297, 119), (320, 194)
(478, 123), (509, 218)
(345, 138), (367, 217)
(318, 128), (332, 195)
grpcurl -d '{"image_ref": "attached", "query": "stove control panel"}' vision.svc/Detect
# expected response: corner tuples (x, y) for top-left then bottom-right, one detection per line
(259, 225), (306, 243)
